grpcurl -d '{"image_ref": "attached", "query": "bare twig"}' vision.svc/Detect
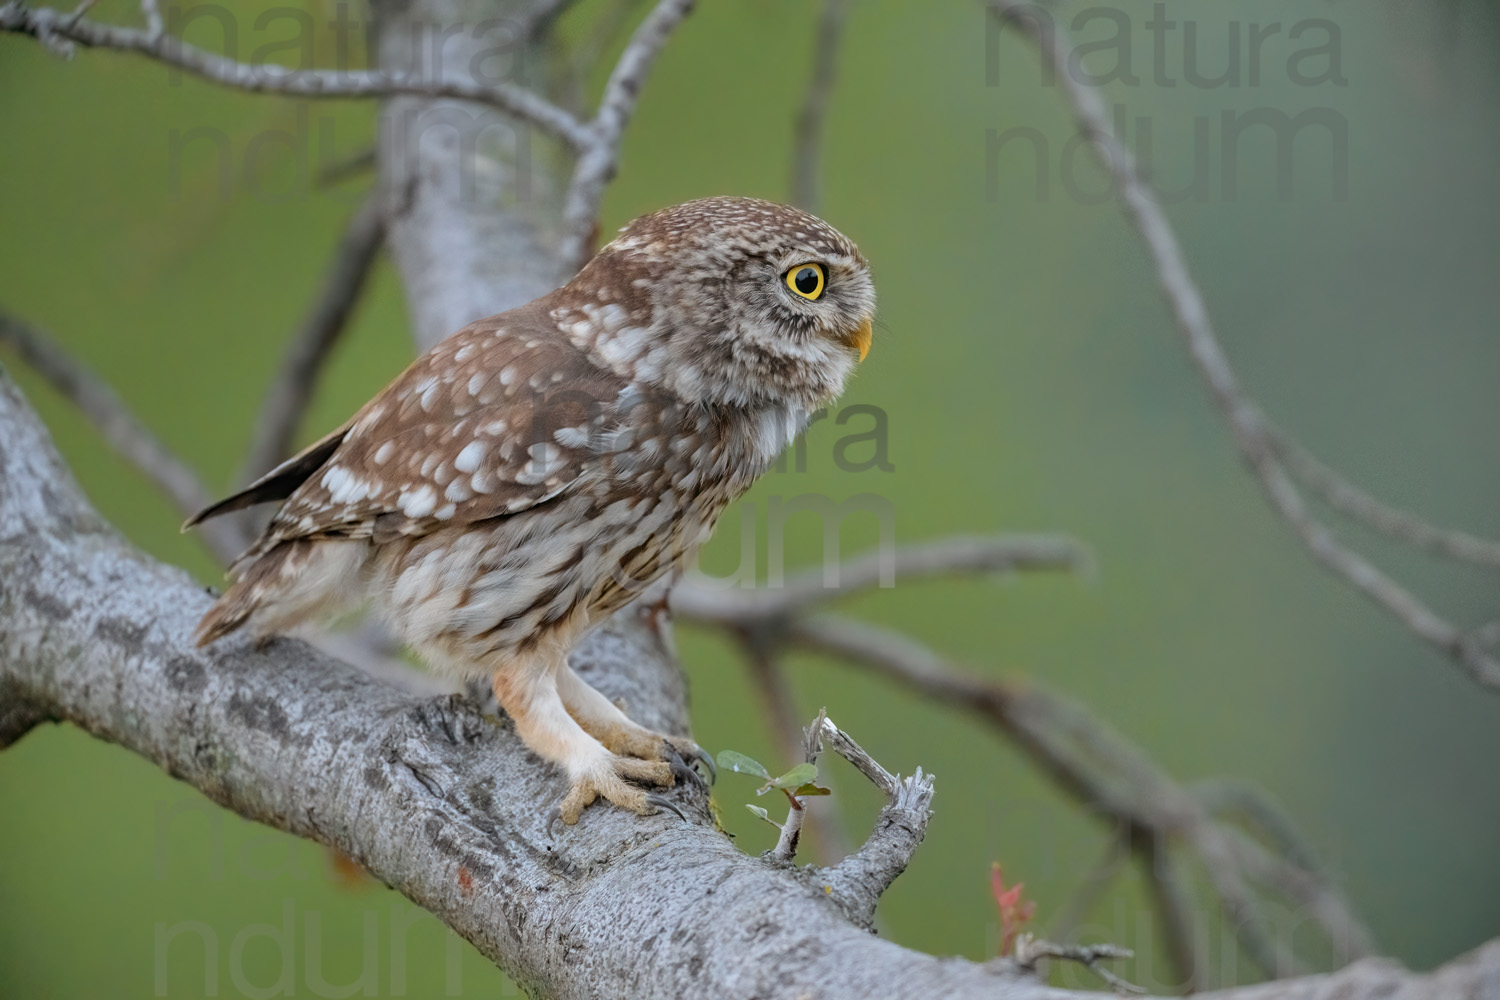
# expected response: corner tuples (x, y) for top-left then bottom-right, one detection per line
(557, 0), (696, 271)
(315, 146), (377, 189)
(820, 714), (934, 927)
(1013, 936), (1142, 995)
(1051, 833), (1130, 943)
(818, 713), (898, 795)
(1192, 778), (1325, 874)
(790, 0), (850, 213)
(0, 310), (249, 563)
(1218, 825), (1376, 966)
(987, 0), (1500, 693)
(750, 652), (851, 865)
(137, 0), (160, 37)
(239, 196), (385, 483)
(768, 707), (827, 863)
(1137, 834), (1204, 992)
(1267, 431), (1500, 570)
(674, 534), (1088, 624)
(0, 2), (592, 149)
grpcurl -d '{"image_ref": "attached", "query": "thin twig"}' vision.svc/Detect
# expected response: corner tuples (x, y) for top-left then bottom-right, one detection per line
(1136, 834), (1204, 992)
(0, 310), (249, 563)
(748, 650), (850, 865)
(674, 534), (1088, 624)
(987, 0), (1500, 692)
(239, 196), (385, 483)
(557, 0), (696, 271)
(1191, 778), (1325, 875)
(768, 707), (826, 863)
(137, 0), (160, 37)
(820, 714), (934, 926)
(1218, 825), (1376, 965)
(1268, 430), (1500, 570)
(1051, 833), (1129, 945)
(316, 146), (377, 189)
(1013, 936), (1142, 995)
(0, 2), (592, 149)
(790, 0), (850, 213)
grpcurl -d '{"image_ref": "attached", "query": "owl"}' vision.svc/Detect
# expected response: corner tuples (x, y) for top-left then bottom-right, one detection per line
(187, 197), (875, 824)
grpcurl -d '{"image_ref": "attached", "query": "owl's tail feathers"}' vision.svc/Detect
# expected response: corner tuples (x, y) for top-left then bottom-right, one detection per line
(192, 546), (293, 647)
(183, 425), (349, 532)
(194, 587), (255, 647)
(193, 538), (370, 648)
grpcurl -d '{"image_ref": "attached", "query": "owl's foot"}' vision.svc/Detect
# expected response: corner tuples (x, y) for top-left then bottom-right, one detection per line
(602, 729), (713, 791)
(556, 754), (681, 826)
(556, 665), (715, 786)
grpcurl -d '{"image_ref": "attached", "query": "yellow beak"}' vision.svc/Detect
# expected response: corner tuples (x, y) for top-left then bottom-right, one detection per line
(850, 317), (873, 362)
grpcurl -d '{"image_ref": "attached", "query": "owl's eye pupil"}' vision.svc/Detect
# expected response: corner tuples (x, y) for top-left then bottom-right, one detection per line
(794, 267), (819, 295)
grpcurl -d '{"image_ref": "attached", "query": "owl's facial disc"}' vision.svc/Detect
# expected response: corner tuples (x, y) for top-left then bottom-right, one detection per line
(769, 247), (875, 365)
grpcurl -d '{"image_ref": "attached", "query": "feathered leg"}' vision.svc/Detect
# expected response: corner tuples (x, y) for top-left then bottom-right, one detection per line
(492, 649), (678, 824)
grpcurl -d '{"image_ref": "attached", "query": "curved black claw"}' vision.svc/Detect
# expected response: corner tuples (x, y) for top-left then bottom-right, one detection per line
(646, 794), (688, 822)
(675, 743), (716, 785)
(662, 745), (709, 793)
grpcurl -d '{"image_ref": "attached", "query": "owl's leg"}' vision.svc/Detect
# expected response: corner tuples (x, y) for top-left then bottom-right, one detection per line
(491, 653), (677, 825)
(556, 664), (714, 785)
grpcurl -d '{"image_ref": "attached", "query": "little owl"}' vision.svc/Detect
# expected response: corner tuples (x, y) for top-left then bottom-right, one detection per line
(188, 196), (875, 824)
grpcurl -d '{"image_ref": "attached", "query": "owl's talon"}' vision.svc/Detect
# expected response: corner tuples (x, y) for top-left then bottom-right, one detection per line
(556, 754), (679, 825)
(645, 794), (688, 822)
(662, 745), (708, 793)
(682, 744), (716, 784)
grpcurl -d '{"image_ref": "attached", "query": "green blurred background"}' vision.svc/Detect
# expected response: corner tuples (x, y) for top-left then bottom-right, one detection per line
(2, 0), (1498, 995)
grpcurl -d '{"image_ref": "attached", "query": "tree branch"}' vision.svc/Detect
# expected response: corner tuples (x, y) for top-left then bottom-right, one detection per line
(1266, 430), (1500, 571)
(238, 195), (385, 482)
(673, 533), (1087, 624)
(0, 1), (593, 148)
(557, 0), (696, 271)
(0, 309), (250, 564)
(786, 614), (1375, 981)
(987, 0), (1500, 693)
(789, 0), (850, 213)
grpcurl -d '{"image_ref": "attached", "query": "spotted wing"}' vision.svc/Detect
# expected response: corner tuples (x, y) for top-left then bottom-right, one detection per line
(257, 304), (636, 549)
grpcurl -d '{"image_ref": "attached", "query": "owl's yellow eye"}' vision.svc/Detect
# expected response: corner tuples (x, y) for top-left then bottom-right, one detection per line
(784, 263), (826, 300)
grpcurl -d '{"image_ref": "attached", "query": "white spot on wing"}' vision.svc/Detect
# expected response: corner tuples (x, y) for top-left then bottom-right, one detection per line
(454, 440), (486, 473)
(399, 484), (437, 519)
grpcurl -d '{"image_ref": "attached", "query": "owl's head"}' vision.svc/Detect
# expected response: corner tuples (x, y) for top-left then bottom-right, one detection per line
(559, 197), (875, 412)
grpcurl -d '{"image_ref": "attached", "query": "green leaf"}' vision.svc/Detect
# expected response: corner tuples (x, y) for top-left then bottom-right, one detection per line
(716, 749), (770, 780)
(770, 762), (818, 790)
(745, 804), (780, 828)
(793, 783), (832, 797)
